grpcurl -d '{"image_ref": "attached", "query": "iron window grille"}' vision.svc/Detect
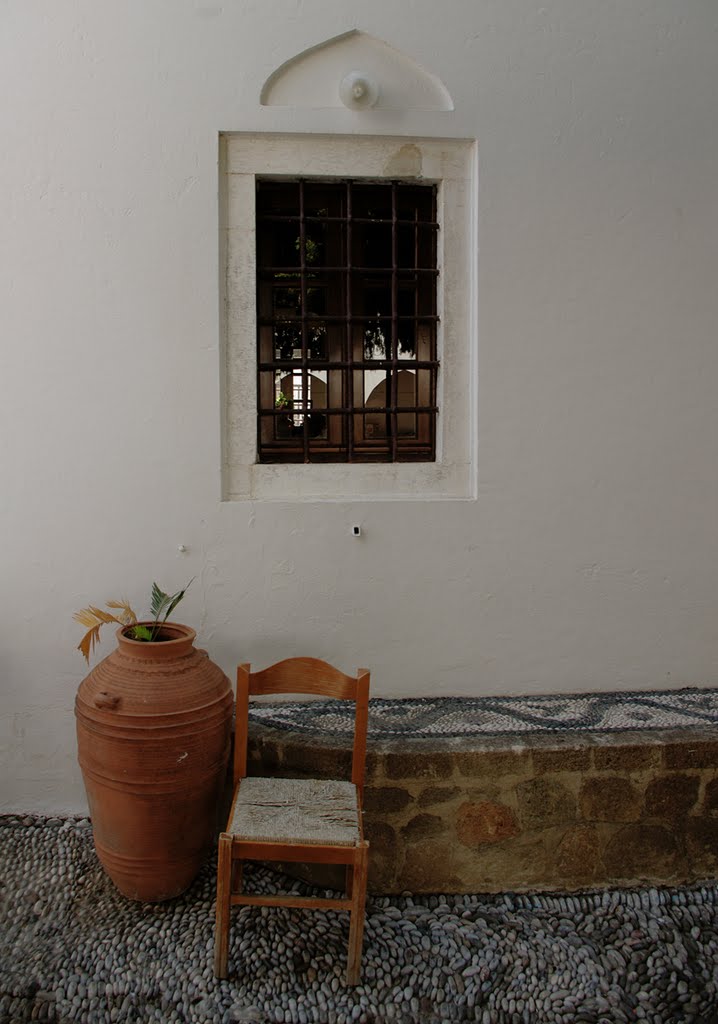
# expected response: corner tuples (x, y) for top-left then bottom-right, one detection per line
(256, 178), (439, 463)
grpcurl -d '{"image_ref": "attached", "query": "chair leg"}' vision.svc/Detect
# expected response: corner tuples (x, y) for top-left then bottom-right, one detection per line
(231, 859), (244, 895)
(346, 841), (369, 986)
(214, 833), (233, 979)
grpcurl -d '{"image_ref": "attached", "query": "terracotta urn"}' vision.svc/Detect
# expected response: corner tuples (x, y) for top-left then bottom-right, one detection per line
(75, 622), (233, 901)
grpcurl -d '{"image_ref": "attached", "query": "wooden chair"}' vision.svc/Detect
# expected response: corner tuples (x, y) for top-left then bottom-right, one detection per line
(213, 658), (370, 986)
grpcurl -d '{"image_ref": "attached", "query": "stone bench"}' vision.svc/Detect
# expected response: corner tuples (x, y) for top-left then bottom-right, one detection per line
(246, 688), (718, 894)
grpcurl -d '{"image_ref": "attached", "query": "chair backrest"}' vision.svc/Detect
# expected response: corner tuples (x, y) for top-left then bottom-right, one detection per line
(233, 657), (370, 800)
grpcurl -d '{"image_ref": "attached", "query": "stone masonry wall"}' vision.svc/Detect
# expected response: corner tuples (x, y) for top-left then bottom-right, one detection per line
(246, 724), (718, 895)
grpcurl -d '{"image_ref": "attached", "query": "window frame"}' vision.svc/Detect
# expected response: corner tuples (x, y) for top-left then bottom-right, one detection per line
(221, 133), (477, 501)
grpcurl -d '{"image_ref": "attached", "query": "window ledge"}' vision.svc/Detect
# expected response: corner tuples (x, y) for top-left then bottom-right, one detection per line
(224, 460), (475, 503)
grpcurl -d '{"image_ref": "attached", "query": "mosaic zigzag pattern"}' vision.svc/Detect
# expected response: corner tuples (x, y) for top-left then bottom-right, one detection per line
(249, 687), (718, 740)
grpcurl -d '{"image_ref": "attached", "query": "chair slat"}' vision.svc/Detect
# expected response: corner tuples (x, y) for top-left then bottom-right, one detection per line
(231, 894), (352, 911)
(249, 656), (357, 698)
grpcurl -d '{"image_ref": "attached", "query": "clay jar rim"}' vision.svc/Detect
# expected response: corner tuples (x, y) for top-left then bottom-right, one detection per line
(116, 621), (197, 658)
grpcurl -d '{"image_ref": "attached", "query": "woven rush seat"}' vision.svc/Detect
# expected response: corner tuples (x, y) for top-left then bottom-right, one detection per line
(229, 777), (360, 846)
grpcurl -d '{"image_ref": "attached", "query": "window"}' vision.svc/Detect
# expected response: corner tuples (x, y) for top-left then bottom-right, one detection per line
(221, 134), (476, 501)
(256, 179), (439, 463)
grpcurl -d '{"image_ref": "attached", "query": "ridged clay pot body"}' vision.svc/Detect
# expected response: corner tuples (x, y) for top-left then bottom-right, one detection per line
(75, 623), (233, 901)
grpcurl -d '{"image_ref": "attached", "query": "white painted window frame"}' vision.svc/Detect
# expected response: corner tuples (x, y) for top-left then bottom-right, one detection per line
(220, 133), (477, 501)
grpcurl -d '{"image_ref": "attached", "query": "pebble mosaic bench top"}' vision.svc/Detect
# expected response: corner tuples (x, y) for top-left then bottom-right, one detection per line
(249, 686), (718, 742)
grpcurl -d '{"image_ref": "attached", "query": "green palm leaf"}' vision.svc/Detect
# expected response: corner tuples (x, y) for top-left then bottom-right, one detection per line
(162, 578), (195, 623)
(150, 582), (171, 621)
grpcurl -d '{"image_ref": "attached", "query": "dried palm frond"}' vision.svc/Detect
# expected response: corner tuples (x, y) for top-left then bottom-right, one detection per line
(106, 599), (137, 626)
(73, 605), (121, 628)
(76, 622), (105, 663)
(74, 600), (138, 663)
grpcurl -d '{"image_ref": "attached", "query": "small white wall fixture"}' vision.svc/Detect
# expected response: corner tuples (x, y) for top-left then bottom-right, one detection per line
(260, 30), (454, 112)
(339, 70), (381, 110)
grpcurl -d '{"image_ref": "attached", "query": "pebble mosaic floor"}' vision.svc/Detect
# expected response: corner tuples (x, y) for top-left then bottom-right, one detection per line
(249, 687), (718, 740)
(2, 816), (718, 1024)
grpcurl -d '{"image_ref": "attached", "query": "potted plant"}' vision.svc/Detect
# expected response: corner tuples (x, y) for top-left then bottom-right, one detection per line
(74, 581), (233, 902)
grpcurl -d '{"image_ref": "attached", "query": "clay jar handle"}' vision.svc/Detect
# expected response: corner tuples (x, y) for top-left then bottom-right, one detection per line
(94, 691), (121, 710)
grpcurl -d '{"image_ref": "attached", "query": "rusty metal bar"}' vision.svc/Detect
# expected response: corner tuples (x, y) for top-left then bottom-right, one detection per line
(298, 181), (309, 463)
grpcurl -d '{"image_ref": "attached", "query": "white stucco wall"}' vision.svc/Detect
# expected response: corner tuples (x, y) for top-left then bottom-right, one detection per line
(1, 1), (717, 812)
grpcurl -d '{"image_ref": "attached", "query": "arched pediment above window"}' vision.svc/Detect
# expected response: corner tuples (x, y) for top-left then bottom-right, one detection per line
(260, 30), (454, 112)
